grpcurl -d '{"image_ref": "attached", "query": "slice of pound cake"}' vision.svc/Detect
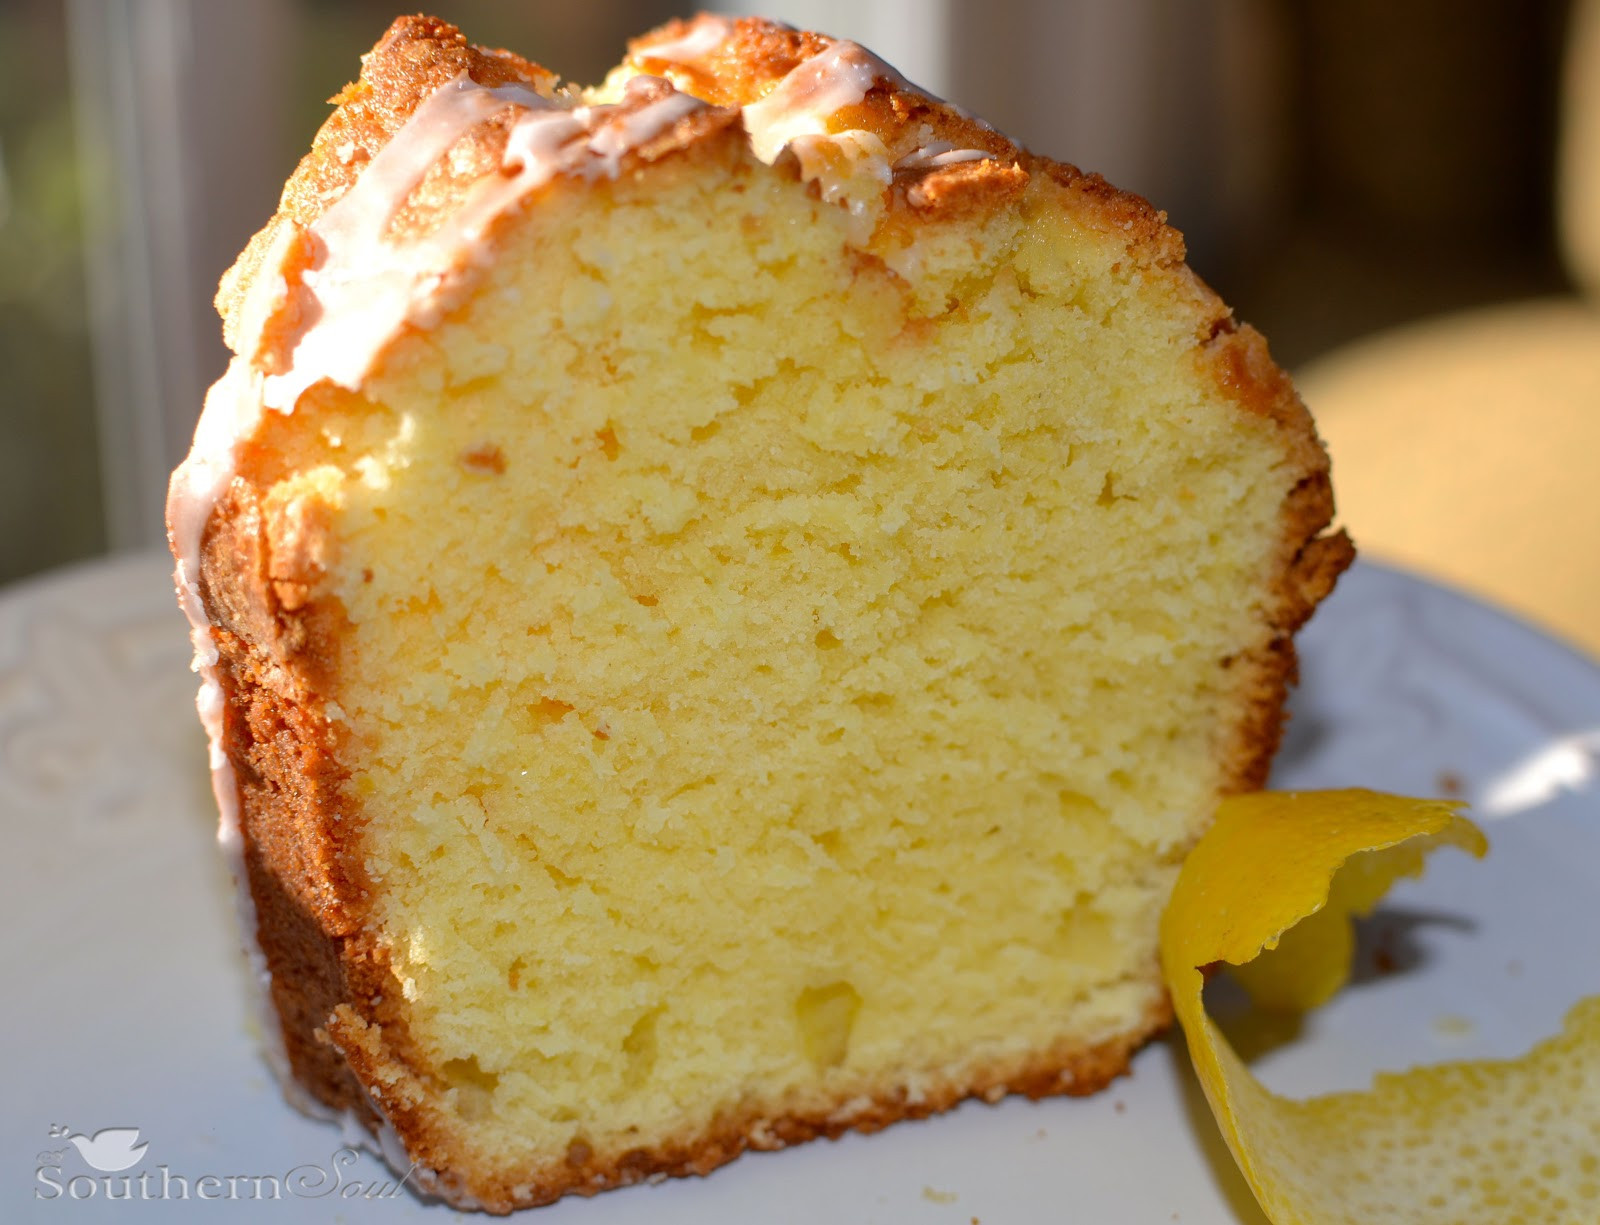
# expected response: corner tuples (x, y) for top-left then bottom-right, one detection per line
(169, 13), (1352, 1213)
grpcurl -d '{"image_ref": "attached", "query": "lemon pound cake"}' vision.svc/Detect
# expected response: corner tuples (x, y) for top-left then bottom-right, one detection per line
(169, 13), (1352, 1212)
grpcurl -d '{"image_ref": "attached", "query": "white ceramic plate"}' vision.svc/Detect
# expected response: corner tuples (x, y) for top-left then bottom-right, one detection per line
(4, 553), (1597, 1222)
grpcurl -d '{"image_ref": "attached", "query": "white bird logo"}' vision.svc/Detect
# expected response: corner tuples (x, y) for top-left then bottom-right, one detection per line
(49, 1126), (148, 1172)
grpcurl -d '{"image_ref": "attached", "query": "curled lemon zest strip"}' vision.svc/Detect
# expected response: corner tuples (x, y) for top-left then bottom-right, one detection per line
(1162, 789), (1600, 1224)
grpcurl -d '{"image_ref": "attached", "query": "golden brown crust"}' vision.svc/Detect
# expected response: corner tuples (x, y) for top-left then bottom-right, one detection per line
(333, 986), (1170, 1214)
(1199, 321), (1355, 797)
(199, 478), (387, 1121)
(490, 1000), (1168, 1213)
(186, 10), (1351, 1214)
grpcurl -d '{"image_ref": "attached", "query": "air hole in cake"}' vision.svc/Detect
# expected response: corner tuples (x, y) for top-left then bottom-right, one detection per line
(795, 981), (862, 1070)
(660, 779), (717, 817)
(1056, 903), (1122, 976)
(528, 697), (575, 727)
(1058, 789), (1103, 818)
(1124, 607), (1179, 642)
(622, 1007), (663, 1085)
(543, 863), (579, 891)
(689, 420), (720, 443)
(595, 424), (620, 460)
(814, 628), (842, 650)
(442, 1057), (500, 1121)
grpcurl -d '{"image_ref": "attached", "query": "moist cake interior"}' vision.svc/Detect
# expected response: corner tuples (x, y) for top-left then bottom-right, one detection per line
(253, 133), (1298, 1172)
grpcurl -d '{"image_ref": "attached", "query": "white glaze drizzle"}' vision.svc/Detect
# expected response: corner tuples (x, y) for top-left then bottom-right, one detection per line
(167, 357), (291, 1092)
(635, 22), (999, 218)
(894, 142), (995, 171)
(635, 27), (904, 225)
(262, 76), (546, 412)
(633, 15), (734, 69)
(739, 41), (896, 163)
(257, 72), (705, 414)
(637, 20), (914, 171)
(591, 89), (707, 163)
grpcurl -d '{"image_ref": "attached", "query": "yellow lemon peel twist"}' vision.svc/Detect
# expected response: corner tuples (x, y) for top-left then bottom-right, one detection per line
(1161, 788), (1600, 1224)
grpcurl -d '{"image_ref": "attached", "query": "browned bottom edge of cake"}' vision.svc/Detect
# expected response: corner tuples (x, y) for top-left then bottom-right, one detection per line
(200, 489), (1191, 1215)
(312, 995), (1173, 1214)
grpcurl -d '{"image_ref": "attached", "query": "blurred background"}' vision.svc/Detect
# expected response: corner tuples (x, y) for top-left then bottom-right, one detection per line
(2, 0), (1597, 650)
